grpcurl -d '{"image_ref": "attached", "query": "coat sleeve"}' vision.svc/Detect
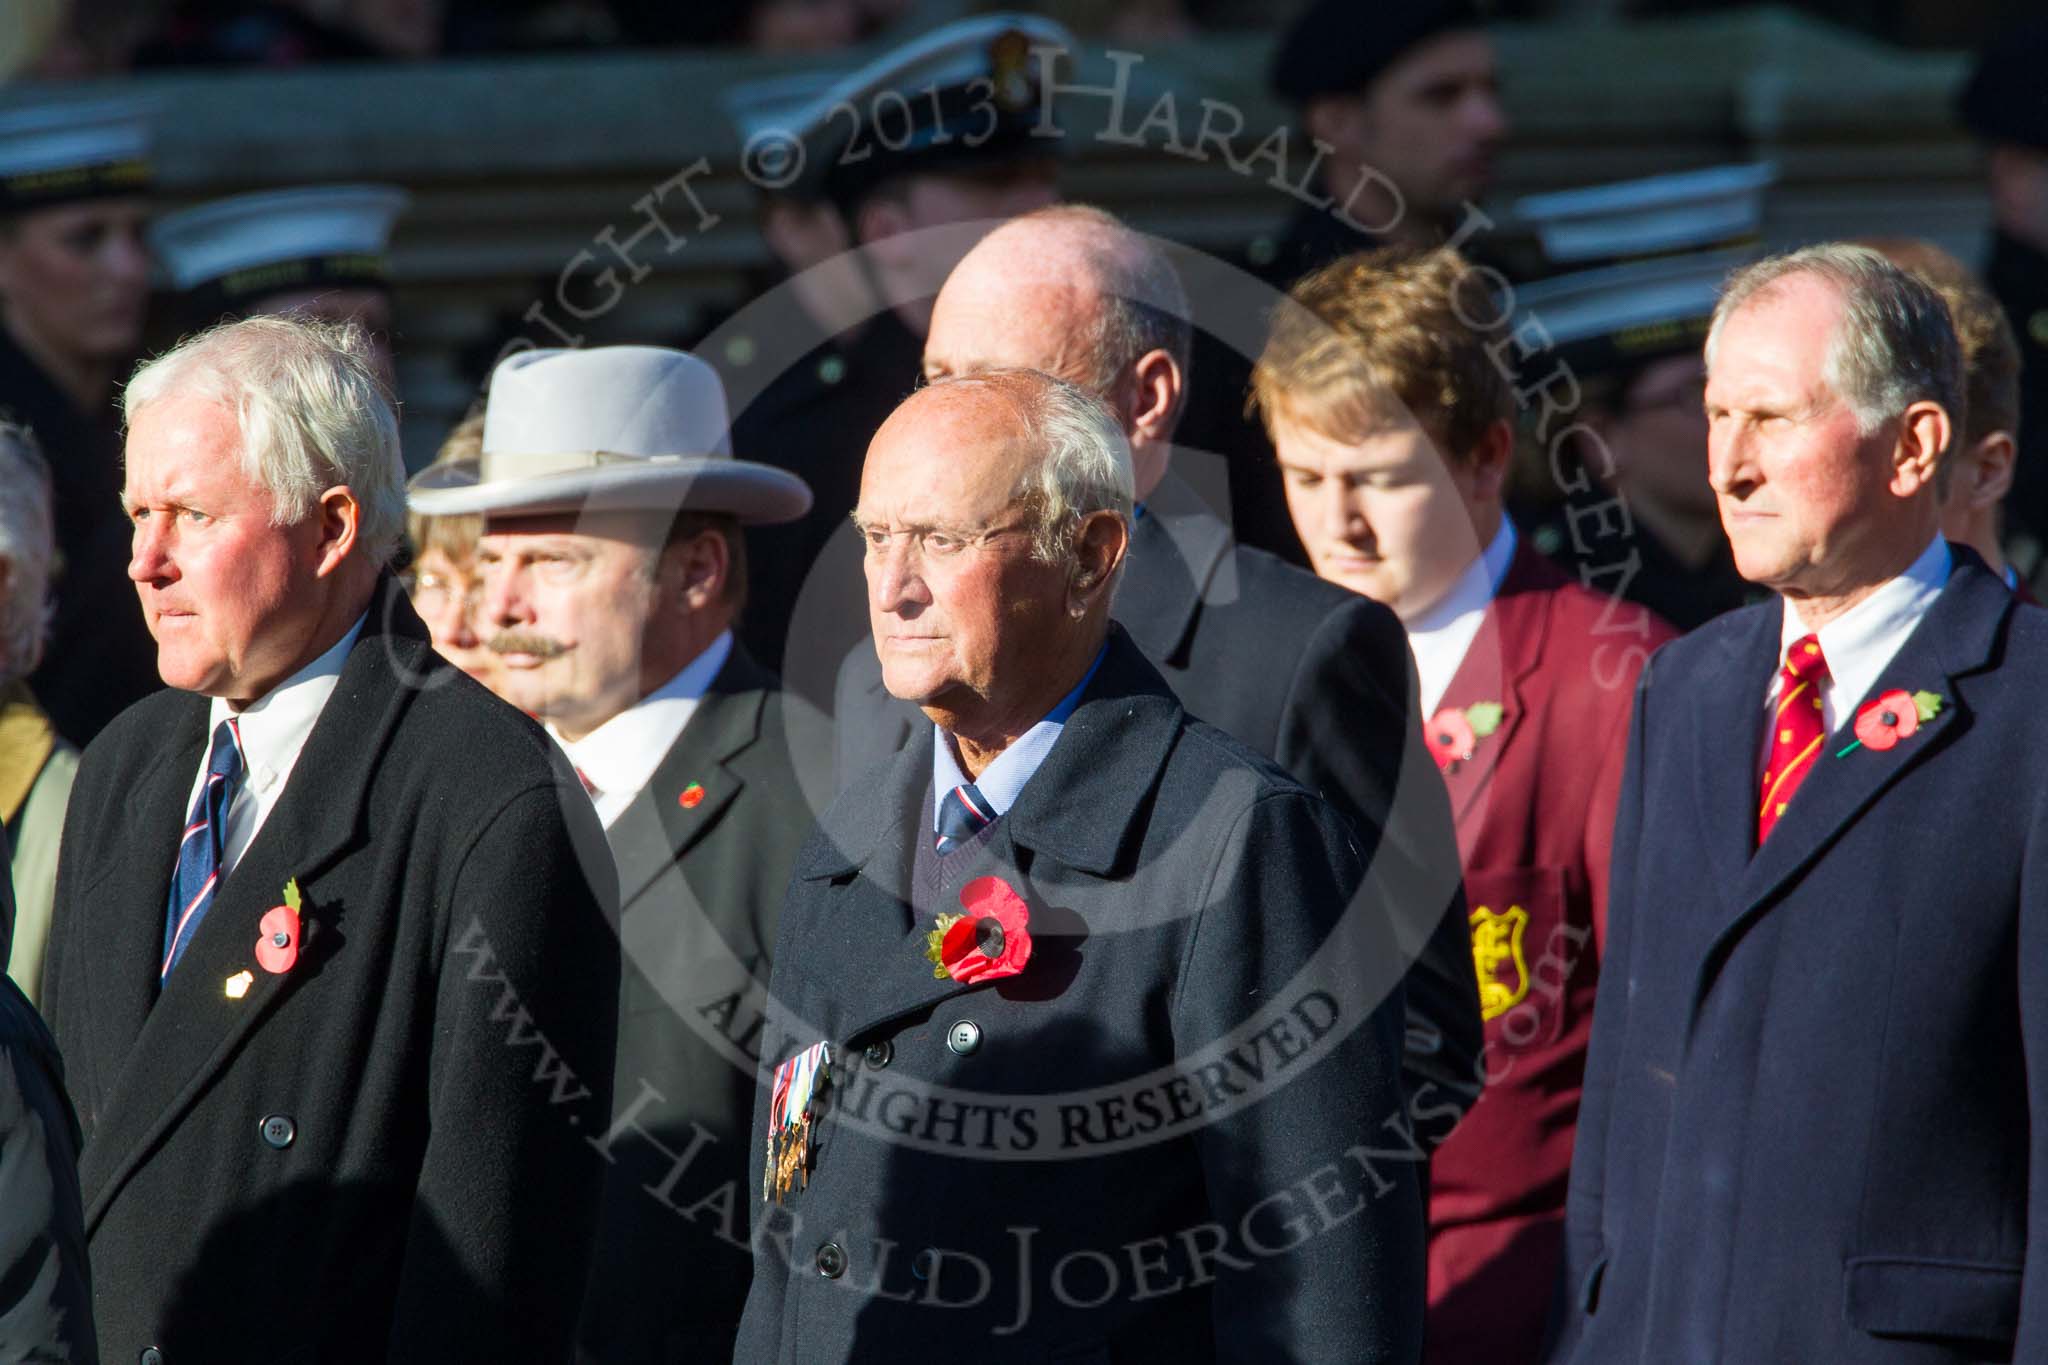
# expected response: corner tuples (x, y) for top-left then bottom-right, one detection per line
(0, 981), (95, 1364)
(1175, 789), (1425, 1365)
(385, 780), (621, 1358)
(33, 753), (97, 1139)
(1547, 657), (1656, 1359)
(2014, 775), (2048, 1357)
(1274, 596), (1479, 1134)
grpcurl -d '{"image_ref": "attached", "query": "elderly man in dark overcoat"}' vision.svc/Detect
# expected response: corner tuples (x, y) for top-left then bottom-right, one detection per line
(838, 204), (1476, 1133)
(1553, 245), (2048, 1362)
(411, 345), (825, 1363)
(738, 370), (1425, 1363)
(40, 315), (620, 1362)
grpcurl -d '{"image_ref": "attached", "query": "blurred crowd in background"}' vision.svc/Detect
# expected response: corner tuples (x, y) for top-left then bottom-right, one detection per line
(7, 0), (2042, 75)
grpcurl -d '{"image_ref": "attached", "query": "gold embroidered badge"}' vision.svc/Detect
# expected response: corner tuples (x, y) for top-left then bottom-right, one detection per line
(1469, 904), (1531, 1022)
(989, 30), (1035, 111)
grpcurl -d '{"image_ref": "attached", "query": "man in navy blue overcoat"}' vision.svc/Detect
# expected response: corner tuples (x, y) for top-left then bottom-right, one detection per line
(1555, 244), (2048, 1363)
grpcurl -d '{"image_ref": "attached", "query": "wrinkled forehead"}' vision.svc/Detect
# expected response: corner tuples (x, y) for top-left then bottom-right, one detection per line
(928, 256), (1100, 376)
(858, 392), (1038, 525)
(1724, 272), (1848, 342)
(1709, 277), (1846, 394)
(121, 395), (251, 500)
(478, 509), (666, 553)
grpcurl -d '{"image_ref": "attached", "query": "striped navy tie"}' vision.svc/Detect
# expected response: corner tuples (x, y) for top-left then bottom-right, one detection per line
(163, 718), (245, 979)
(934, 782), (996, 855)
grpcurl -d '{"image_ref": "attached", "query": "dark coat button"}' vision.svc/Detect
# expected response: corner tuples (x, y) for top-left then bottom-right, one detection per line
(259, 1114), (296, 1149)
(863, 1040), (893, 1069)
(946, 1020), (982, 1056)
(140, 1349), (164, 1365)
(816, 1242), (847, 1279)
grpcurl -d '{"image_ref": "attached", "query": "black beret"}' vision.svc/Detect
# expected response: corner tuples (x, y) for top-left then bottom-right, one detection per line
(1270, 0), (1486, 104)
(1958, 17), (2048, 152)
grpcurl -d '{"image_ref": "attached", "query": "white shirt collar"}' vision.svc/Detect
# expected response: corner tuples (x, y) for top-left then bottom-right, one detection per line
(553, 630), (733, 828)
(1772, 535), (1950, 735)
(931, 642), (1106, 832)
(206, 613), (365, 801)
(190, 613), (365, 885)
(1408, 517), (1517, 717)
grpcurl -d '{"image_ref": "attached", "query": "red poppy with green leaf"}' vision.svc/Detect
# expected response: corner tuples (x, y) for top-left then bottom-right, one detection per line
(924, 876), (1032, 984)
(1426, 701), (1504, 771)
(255, 877), (304, 974)
(1839, 689), (1943, 757)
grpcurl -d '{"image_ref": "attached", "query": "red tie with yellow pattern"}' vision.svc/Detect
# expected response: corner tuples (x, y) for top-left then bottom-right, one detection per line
(1759, 633), (1830, 844)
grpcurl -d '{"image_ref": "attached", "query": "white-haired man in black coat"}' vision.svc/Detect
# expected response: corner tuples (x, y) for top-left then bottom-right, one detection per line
(42, 315), (620, 1362)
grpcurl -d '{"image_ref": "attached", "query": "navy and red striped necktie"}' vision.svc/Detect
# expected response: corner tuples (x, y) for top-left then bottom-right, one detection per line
(934, 782), (996, 855)
(163, 718), (245, 979)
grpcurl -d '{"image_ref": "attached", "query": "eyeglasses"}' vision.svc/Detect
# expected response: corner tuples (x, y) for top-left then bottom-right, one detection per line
(853, 518), (1038, 566)
(403, 570), (484, 614)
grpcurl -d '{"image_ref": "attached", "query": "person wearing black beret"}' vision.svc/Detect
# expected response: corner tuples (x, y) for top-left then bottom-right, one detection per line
(1263, 0), (1507, 287)
(1171, 0), (1512, 569)
(1959, 15), (2048, 582)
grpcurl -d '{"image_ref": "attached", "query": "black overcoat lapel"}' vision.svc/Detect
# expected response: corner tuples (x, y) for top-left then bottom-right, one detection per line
(608, 647), (772, 911)
(1115, 475), (1232, 666)
(78, 584), (432, 1227)
(1689, 603), (1782, 907)
(793, 629), (1182, 1047)
(79, 702), (209, 1102)
(1693, 556), (2009, 997)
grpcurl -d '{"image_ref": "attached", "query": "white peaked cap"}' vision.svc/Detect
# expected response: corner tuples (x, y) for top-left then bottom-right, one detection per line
(150, 184), (409, 292)
(0, 97), (152, 207)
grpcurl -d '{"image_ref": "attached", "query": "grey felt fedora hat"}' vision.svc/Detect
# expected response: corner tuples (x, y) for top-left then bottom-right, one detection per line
(406, 346), (812, 523)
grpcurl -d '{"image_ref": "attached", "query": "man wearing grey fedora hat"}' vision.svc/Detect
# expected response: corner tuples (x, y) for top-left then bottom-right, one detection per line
(412, 344), (825, 1363)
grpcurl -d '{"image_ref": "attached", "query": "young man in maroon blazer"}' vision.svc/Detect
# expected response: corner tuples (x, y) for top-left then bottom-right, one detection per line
(1254, 246), (1676, 1362)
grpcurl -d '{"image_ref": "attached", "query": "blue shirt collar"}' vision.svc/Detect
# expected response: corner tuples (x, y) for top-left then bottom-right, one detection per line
(932, 639), (1108, 832)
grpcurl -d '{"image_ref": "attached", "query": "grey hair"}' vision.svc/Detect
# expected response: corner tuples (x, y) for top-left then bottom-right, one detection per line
(1706, 244), (1964, 444)
(929, 368), (1134, 567)
(1019, 205), (1193, 417)
(123, 315), (407, 566)
(0, 422), (55, 682)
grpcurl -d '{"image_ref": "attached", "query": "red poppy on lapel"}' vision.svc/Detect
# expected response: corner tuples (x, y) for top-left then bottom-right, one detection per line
(255, 877), (303, 974)
(925, 876), (1033, 984)
(1840, 689), (1942, 756)
(1425, 702), (1503, 771)
(679, 782), (705, 809)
